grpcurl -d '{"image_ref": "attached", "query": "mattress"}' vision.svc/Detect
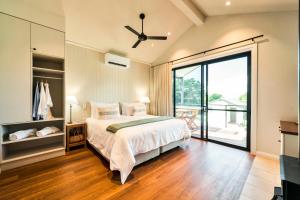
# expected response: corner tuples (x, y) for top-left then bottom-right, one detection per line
(86, 115), (191, 184)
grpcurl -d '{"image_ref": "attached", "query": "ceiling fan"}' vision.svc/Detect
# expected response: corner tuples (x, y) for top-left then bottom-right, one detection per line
(125, 13), (167, 48)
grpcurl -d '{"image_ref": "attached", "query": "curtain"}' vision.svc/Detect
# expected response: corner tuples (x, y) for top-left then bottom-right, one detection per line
(149, 63), (173, 116)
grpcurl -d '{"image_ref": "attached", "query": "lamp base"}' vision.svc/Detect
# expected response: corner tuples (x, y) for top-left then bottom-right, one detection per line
(69, 104), (73, 125)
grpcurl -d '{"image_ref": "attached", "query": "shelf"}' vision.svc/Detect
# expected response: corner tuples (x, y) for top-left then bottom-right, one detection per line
(2, 132), (64, 144)
(69, 141), (86, 147)
(1, 145), (65, 163)
(31, 118), (65, 123)
(33, 67), (64, 74)
(1, 118), (64, 126)
(33, 75), (63, 80)
(32, 53), (64, 61)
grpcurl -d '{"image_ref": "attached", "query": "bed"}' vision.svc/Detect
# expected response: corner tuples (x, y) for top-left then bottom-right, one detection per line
(86, 115), (191, 184)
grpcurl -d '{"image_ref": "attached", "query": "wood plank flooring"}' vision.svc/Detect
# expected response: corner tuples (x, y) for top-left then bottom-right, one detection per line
(239, 156), (280, 200)
(0, 139), (254, 200)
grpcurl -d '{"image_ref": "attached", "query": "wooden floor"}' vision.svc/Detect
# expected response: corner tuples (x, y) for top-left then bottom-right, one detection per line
(0, 139), (254, 200)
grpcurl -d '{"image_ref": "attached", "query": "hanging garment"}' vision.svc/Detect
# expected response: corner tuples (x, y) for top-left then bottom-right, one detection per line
(37, 82), (46, 120)
(32, 82), (40, 120)
(44, 83), (53, 119)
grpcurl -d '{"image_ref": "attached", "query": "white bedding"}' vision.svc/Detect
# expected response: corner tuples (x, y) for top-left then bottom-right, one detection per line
(86, 115), (191, 184)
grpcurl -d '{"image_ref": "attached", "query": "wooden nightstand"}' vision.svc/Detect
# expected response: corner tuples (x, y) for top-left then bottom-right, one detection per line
(66, 122), (87, 152)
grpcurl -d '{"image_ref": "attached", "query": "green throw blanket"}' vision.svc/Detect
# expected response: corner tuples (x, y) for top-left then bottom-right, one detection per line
(106, 116), (174, 133)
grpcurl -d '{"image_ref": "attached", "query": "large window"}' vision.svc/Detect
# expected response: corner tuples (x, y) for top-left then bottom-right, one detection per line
(173, 52), (251, 150)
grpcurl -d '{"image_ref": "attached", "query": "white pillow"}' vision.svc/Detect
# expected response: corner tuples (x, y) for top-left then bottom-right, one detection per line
(90, 101), (120, 118)
(96, 106), (119, 120)
(121, 102), (146, 116)
(132, 103), (147, 116)
(120, 103), (133, 115)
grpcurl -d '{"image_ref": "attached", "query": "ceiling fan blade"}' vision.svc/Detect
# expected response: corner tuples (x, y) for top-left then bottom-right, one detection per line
(147, 36), (167, 40)
(132, 40), (141, 48)
(125, 26), (140, 36)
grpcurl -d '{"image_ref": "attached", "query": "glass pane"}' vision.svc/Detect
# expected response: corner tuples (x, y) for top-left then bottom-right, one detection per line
(207, 57), (248, 110)
(174, 65), (202, 136)
(207, 110), (247, 147)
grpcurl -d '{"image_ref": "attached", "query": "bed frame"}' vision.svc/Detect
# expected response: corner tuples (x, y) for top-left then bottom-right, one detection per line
(88, 139), (185, 167)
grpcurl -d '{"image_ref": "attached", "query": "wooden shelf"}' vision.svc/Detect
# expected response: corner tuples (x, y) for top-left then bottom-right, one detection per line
(2, 145), (65, 163)
(33, 67), (64, 74)
(68, 141), (86, 147)
(2, 132), (64, 144)
(1, 118), (64, 126)
(280, 121), (298, 136)
(31, 118), (65, 123)
(33, 75), (63, 80)
(32, 52), (64, 61)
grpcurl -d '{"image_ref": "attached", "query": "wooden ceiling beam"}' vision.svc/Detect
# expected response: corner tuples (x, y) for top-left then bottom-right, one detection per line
(170, 0), (205, 26)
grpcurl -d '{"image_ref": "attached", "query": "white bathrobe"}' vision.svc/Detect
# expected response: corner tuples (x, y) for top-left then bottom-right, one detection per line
(44, 83), (53, 119)
(37, 82), (46, 119)
(37, 82), (53, 119)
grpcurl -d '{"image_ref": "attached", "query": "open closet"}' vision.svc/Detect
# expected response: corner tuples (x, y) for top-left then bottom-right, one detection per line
(0, 13), (65, 171)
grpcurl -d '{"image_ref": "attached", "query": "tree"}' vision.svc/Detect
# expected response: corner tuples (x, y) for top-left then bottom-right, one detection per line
(239, 93), (247, 102)
(208, 93), (222, 102)
(175, 78), (201, 106)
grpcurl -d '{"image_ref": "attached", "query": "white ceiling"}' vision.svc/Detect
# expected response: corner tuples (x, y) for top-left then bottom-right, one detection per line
(21, 0), (64, 16)
(20, 0), (298, 64)
(192, 0), (298, 16)
(62, 0), (193, 64)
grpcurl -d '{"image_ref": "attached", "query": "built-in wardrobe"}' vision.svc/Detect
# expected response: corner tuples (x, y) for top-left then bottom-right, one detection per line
(0, 13), (65, 172)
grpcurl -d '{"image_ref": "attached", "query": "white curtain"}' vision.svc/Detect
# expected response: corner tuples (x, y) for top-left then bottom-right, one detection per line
(150, 63), (173, 116)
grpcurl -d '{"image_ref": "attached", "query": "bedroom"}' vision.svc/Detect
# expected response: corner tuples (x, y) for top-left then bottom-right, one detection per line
(0, 0), (299, 199)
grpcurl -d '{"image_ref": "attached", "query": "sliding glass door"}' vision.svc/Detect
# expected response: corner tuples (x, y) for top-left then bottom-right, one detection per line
(174, 65), (203, 138)
(173, 52), (251, 151)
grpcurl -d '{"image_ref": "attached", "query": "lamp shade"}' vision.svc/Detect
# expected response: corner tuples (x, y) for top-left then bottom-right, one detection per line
(67, 96), (79, 105)
(140, 96), (150, 104)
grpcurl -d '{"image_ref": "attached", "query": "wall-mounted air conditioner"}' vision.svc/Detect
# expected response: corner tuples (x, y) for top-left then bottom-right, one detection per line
(104, 53), (130, 68)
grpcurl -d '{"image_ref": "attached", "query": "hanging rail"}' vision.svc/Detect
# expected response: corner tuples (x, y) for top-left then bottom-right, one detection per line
(152, 34), (264, 68)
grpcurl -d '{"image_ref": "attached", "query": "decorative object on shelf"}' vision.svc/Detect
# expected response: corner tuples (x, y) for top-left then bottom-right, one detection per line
(66, 96), (79, 124)
(66, 123), (87, 152)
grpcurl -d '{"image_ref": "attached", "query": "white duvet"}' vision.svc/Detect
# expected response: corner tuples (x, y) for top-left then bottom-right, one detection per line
(86, 115), (191, 184)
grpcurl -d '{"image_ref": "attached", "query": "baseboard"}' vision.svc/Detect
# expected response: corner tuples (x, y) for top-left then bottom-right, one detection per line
(253, 151), (280, 160)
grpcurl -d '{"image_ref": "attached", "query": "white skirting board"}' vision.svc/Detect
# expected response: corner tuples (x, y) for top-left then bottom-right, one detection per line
(252, 151), (280, 160)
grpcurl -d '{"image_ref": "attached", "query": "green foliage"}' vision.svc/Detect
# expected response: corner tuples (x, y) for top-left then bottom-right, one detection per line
(208, 93), (223, 102)
(239, 93), (247, 102)
(175, 78), (201, 105)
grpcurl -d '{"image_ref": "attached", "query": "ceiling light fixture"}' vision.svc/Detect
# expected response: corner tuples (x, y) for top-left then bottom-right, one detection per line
(225, 1), (231, 6)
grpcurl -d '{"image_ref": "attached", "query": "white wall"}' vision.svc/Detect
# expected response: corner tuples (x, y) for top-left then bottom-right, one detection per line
(0, 0), (64, 31)
(65, 44), (150, 122)
(155, 11), (298, 156)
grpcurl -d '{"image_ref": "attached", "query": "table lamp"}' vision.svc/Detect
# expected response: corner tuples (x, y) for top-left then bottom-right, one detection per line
(67, 95), (78, 124)
(140, 96), (150, 104)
